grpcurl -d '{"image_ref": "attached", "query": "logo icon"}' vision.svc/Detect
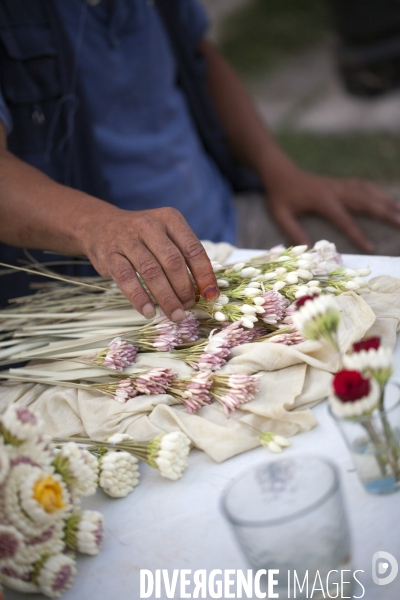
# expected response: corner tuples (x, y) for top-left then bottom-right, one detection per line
(372, 551), (398, 586)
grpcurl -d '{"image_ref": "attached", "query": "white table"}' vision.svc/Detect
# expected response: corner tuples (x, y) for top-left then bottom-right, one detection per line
(6, 252), (400, 600)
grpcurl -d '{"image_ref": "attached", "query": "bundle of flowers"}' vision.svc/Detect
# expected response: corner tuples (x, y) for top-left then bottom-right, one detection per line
(0, 241), (375, 373)
(55, 431), (192, 482)
(50, 315), (201, 372)
(170, 321), (256, 371)
(0, 404), (104, 598)
(210, 372), (263, 416)
(164, 369), (262, 415)
(0, 404), (193, 594)
(291, 293), (399, 484)
(197, 241), (374, 330)
(92, 368), (176, 402)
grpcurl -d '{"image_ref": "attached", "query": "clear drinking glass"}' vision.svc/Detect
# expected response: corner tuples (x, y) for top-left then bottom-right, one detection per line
(330, 397), (400, 495)
(221, 456), (352, 600)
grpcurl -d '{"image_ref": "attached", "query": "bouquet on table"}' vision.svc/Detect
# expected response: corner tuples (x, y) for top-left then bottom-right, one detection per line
(0, 404), (104, 597)
(293, 293), (400, 494)
(0, 401), (192, 597)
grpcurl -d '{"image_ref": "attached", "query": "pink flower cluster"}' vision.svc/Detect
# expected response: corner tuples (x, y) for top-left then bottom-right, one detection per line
(113, 379), (137, 403)
(251, 326), (272, 340)
(107, 366), (261, 417)
(258, 291), (288, 325)
(134, 368), (175, 395)
(151, 320), (180, 352)
(282, 303), (298, 329)
(100, 338), (137, 371)
(221, 321), (255, 345)
(270, 331), (304, 346)
(212, 372), (262, 416)
(150, 313), (201, 351)
(262, 303), (304, 346)
(177, 312), (201, 343)
(197, 322), (255, 371)
(111, 368), (175, 403)
(180, 371), (213, 414)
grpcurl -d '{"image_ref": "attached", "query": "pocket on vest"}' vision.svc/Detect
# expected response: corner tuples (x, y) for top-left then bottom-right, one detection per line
(0, 26), (60, 105)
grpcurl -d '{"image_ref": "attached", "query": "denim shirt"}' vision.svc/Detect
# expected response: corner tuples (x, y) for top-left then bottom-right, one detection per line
(0, 0), (235, 243)
(0, 0), (236, 305)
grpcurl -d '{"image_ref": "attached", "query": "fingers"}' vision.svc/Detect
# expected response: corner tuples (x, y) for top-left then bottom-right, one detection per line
(271, 204), (312, 247)
(110, 241), (191, 322)
(164, 209), (220, 301)
(271, 190), (373, 253)
(321, 200), (374, 253)
(340, 179), (400, 226)
(142, 232), (196, 310)
(131, 242), (192, 322)
(268, 174), (398, 253)
(108, 251), (157, 319)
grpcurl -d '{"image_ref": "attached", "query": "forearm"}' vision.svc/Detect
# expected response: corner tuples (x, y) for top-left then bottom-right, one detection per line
(0, 134), (218, 320)
(0, 147), (119, 254)
(199, 40), (300, 190)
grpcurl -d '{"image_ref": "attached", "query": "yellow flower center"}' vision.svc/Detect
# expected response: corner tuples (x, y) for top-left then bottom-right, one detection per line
(33, 476), (66, 513)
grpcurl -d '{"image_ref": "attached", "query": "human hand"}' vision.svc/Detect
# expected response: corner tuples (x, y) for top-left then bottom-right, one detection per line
(80, 206), (219, 321)
(266, 169), (400, 253)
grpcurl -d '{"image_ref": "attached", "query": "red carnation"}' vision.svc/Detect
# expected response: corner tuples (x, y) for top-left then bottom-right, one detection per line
(295, 294), (318, 309)
(352, 337), (381, 353)
(333, 370), (370, 402)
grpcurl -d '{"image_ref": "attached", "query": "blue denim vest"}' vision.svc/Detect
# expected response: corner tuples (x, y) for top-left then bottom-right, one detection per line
(0, 0), (107, 305)
(0, 0), (261, 306)
(0, 0), (106, 193)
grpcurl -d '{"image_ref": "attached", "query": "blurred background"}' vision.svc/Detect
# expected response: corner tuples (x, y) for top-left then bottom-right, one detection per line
(200, 0), (400, 255)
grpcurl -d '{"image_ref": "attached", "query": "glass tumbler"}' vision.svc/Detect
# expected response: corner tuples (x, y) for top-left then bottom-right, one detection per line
(330, 397), (400, 495)
(221, 456), (352, 600)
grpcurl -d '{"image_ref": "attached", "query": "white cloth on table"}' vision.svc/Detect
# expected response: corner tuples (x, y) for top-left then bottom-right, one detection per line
(1, 241), (400, 464)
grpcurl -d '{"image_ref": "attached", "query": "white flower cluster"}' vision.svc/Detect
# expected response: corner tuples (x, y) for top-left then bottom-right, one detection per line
(205, 241), (372, 334)
(99, 450), (140, 498)
(0, 404), (104, 598)
(291, 294), (340, 337)
(36, 555), (77, 598)
(343, 346), (392, 372)
(64, 510), (105, 556)
(259, 432), (291, 453)
(55, 442), (99, 497)
(75, 510), (104, 555)
(1, 404), (43, 444)
(306, 240), (342, 274)
(154, 432), (191, 481)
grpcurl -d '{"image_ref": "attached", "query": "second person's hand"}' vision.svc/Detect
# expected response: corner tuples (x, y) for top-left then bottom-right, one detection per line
(266, 168), (400, 253)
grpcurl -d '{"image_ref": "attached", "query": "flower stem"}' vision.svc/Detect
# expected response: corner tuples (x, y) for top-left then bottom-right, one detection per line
(379, 408), (400, 480)
(362, 421), (389, 477)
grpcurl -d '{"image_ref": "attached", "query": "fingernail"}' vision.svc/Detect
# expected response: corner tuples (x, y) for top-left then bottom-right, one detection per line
(203, 286), (220, 302)
(142, 303), (156, 319)
(171, 308), (185, 322)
